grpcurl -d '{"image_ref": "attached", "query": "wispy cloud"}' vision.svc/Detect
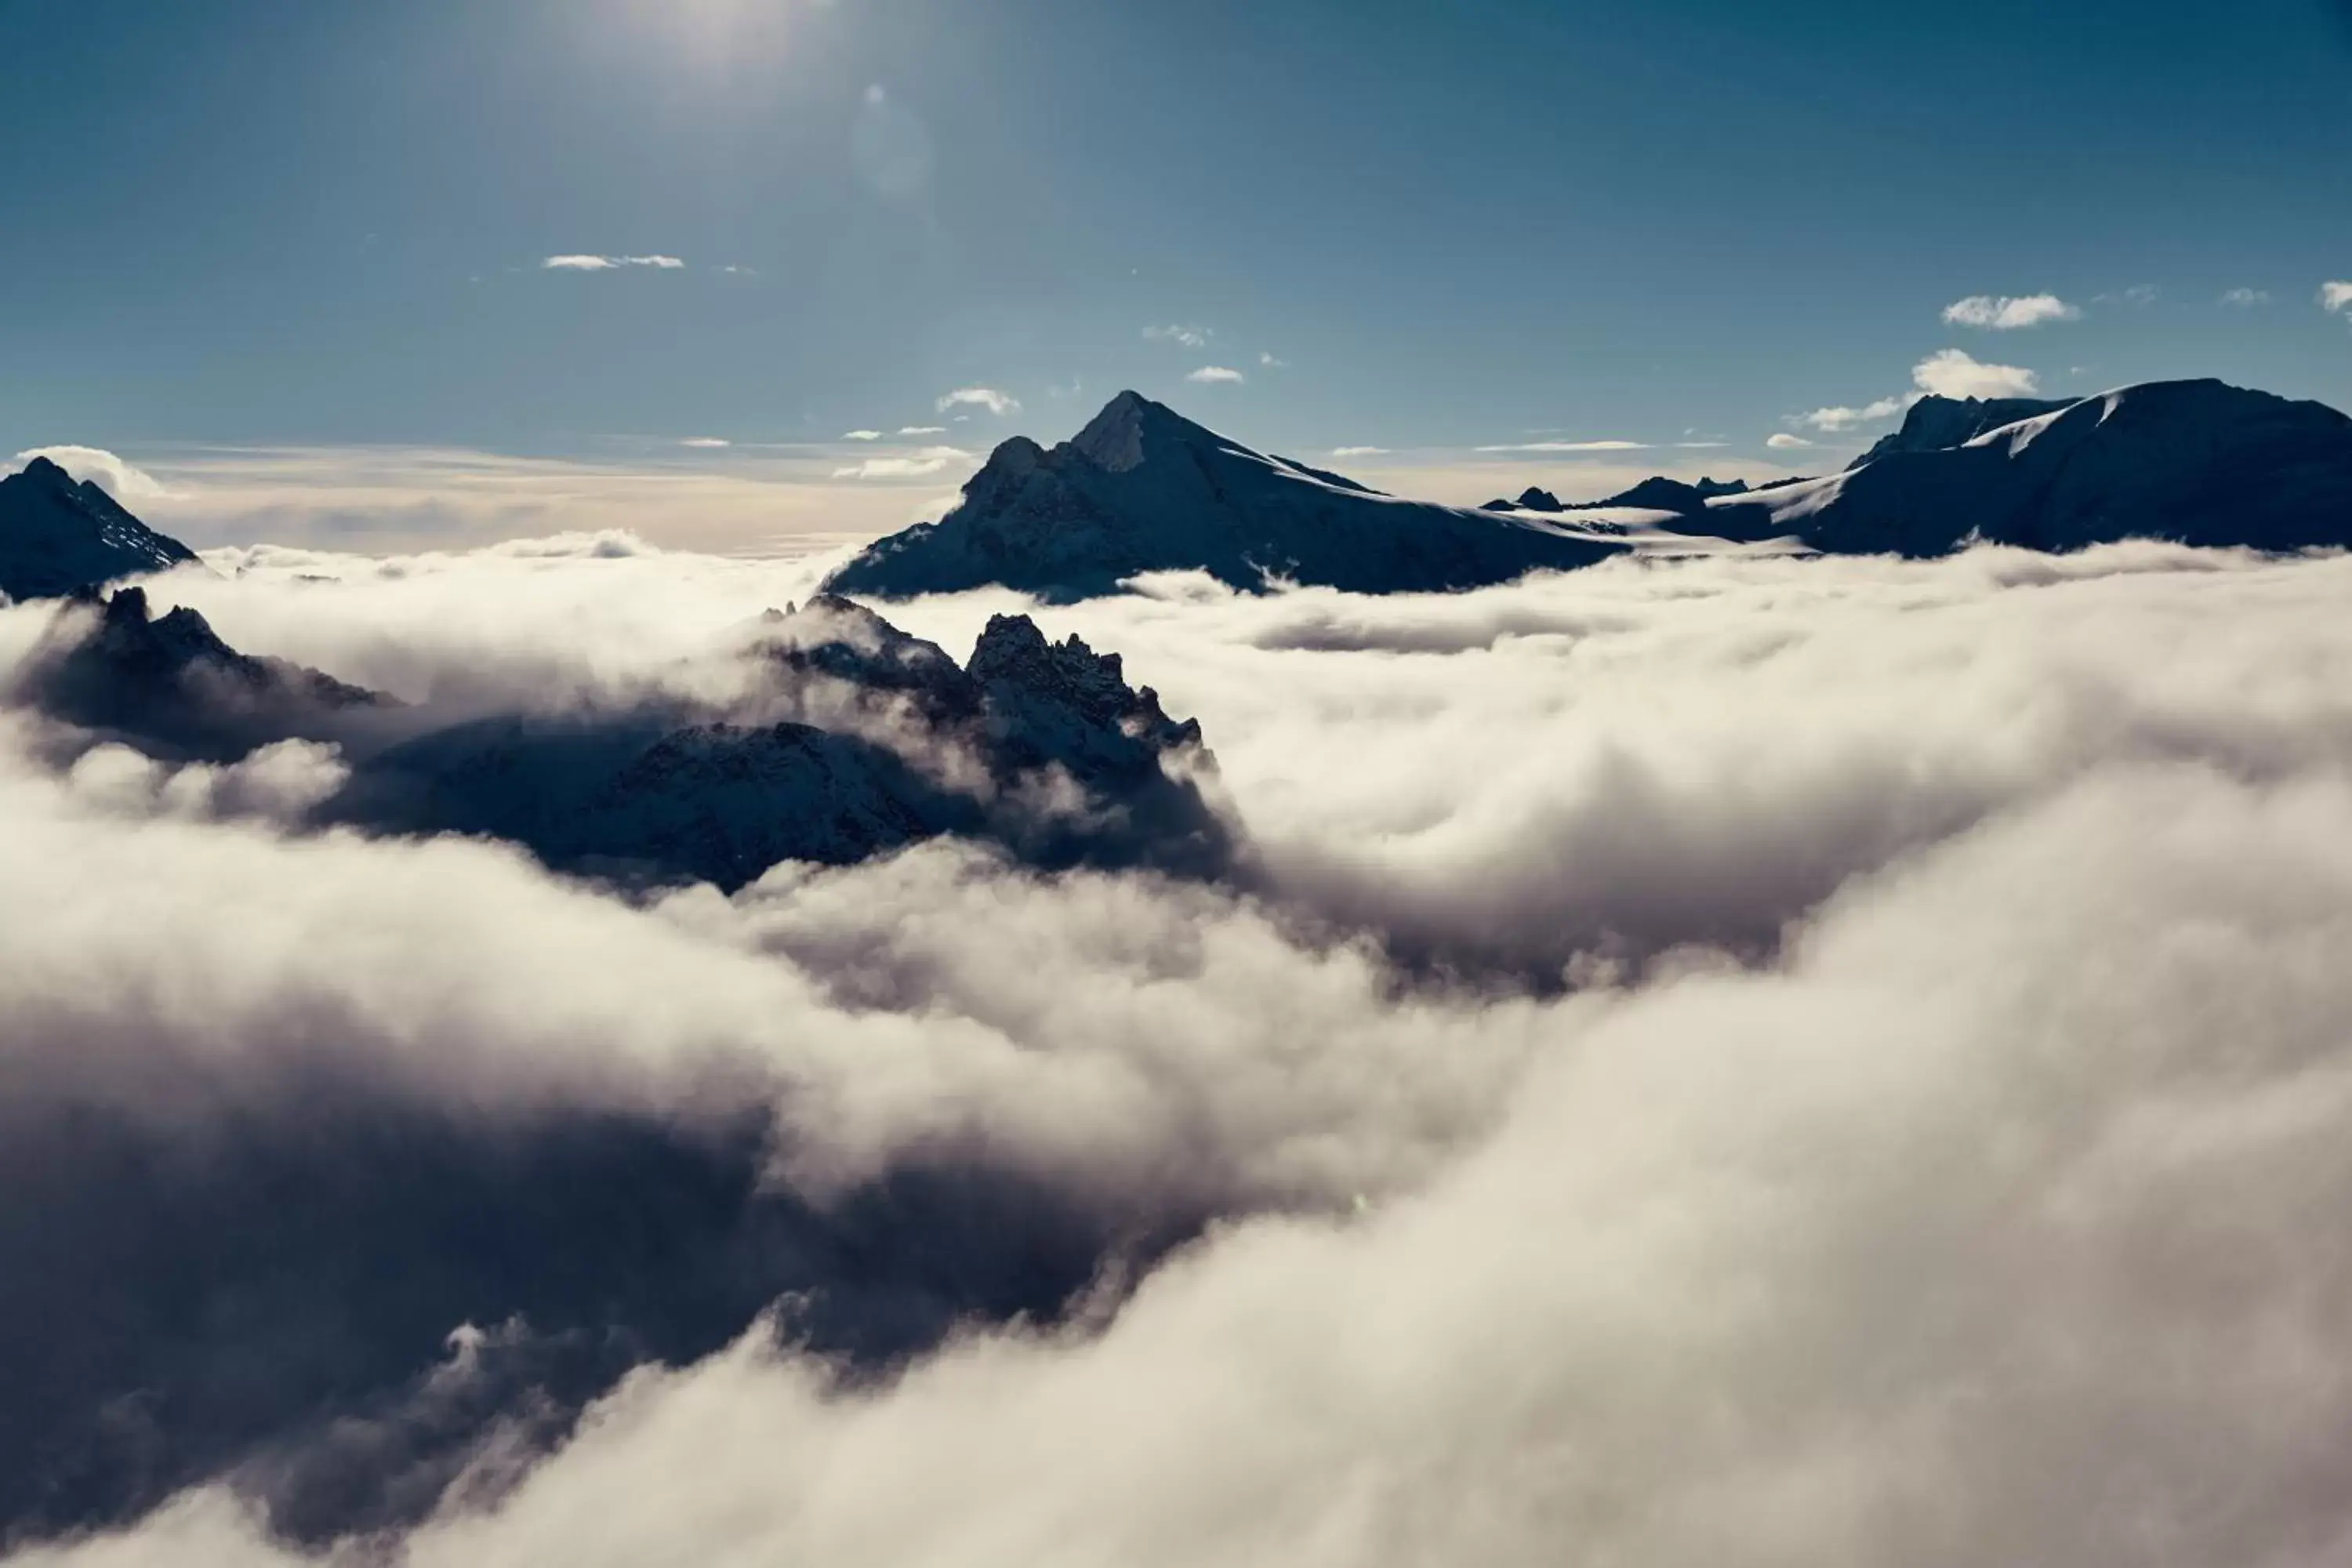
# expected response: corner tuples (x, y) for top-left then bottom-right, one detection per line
(13, 443), (176, 503)
(1473, 439), (1646, 454)
(1766, 433), (1815, 451)
(1941, 293), (2081, 330)
(832, 446), (975, 481)
(842, 430), (885, 441)
(678, 437), (731, 450)
(1329, 446), (1389, 458)
(896, 426), (948, 436)
(1675, 441), (1729, 449)
(1258, 352), (1288, 369)
(937, 387), (1020, 416)
(2220, 287), (2270, 307)
(1144, 325), (1213, 350)
(541, 255), (686, 271)
(2321, 281), (2352, 316)
(1911, 347), (2040, 400)
(1802, 395), (1913, 433)
(1187, 366), (1245, 385)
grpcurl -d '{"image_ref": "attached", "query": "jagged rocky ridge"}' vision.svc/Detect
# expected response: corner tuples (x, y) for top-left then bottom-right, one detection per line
(825, 390), (1625, 601)
(11, 589), (1229, 889)
(0, 456), (199, 601)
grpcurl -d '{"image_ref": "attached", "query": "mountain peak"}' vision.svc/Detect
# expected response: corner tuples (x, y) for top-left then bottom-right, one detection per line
(1066, 390), (1214, 474)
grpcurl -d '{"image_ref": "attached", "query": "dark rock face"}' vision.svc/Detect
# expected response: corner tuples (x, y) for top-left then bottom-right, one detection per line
(0, 457), (198, 601)
(1847, 394), (2071, 470)
(15, 587), (1230, 892)
(1681, 379), (2352, 557)
(1594, 476), (1751, 514)
(824, 390), (1623, 602)
(12, 586), (390, 761)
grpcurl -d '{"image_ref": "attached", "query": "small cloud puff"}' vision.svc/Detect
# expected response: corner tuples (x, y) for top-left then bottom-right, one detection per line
(678, 438), (731, 450)
(1942, 294), (2080, 330)
(1186, 367), (1245, 385)
(2220, 288), (2270, 307)
(1144, 325), (1212, 350)
(2320, 281), (2352, 316)
(937, 388), (1020, 416)
(1766, 433), (1815, 451)
(1911, 347), (2040, 401)
(1329, 446), (1389, 458)
(842, 430), (885, 441)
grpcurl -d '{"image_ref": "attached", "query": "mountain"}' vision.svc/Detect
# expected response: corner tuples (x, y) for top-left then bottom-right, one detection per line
(1590, 476), (1752, 514)
(13, 586), (389, 761)
(0, 456), (199, 601)
(13, 588), (1228, 891)
(823, 391), (1626, 601)
(1846, 394), (2070, 469)
(1679, 379), (2352, 557)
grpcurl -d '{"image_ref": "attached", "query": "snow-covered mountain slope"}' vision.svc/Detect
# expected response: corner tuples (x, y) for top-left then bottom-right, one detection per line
(1679, 380), (2352, 557)
(14, 588), (1228, 890)
(824, 391), (1626, 601)
(0, 456), (199, 602)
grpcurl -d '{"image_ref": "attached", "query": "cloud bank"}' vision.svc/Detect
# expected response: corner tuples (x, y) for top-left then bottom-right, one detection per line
(11, 538), (2352, 1565)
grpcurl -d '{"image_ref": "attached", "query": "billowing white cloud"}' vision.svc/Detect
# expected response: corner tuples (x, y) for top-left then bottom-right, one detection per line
(937, 387), (1021, 416)
(540, 255), (685, 271)
(1143, 325), (1212, 349)
(1941, 293), (2081, 330)
(1185, 366), (1245, 385)
(16, 541), (2352, 1566)
(1766, 432), (1814, 450)
(1910, 348), (2041, 401)
(13, 445), (177, 503)
(2320, 281), (2352, 316)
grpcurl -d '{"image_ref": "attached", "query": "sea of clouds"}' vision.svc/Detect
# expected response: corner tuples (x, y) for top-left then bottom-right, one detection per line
(9, 535), (2352, 1565)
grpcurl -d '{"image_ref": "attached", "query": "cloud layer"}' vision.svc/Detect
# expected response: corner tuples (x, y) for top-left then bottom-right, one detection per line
(11, 538), (2352, 1564)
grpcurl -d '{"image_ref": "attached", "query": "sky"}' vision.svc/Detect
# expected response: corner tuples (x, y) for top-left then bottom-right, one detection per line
(3, 0), (2351, 550)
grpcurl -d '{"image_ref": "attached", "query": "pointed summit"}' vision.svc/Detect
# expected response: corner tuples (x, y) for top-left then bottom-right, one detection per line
(824, 396), (1622, 601)
(0, 453), (200, 601)
(1067, 390), (1216, 473)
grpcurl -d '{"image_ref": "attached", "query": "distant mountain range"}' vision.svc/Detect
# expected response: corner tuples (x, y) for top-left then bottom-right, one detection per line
(832, 379), (2352, 600)
(823, 390), (1630, 601)
(0, 456), (197, 601)
(13, 588), (1229, 891)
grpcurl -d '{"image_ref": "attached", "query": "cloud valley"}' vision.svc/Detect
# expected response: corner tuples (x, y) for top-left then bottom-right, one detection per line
(9, 538), (2352, 1563)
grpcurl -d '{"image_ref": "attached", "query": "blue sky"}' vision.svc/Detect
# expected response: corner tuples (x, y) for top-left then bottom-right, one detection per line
(3, 0), (2350, 548)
